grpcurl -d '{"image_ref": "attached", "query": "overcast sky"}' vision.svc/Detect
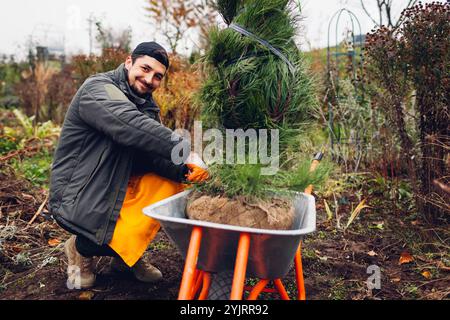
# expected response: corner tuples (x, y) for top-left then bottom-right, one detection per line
(0, 0), (440, 59)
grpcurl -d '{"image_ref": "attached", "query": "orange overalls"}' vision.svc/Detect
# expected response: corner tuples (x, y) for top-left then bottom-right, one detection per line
(108, 164), (207, 267)
(108, 173), (184, 266)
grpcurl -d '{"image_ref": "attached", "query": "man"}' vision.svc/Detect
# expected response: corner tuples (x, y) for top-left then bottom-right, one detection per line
(49, 42), (204, 289)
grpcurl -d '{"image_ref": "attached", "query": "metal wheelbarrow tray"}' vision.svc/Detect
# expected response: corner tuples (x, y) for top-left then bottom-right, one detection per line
(143, 189), (316, 280)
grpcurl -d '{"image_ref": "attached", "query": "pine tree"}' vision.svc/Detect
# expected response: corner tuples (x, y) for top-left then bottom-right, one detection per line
(195, 0), (330, 200)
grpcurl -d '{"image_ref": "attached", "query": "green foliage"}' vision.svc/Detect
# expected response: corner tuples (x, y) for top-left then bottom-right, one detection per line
(0, 56), (24, 108)
(1, 109), (58, 189)
(196, 158), (333, 199)
(8, 109), (60, 142)
(274, 158), (333, 192)
(197, 0), (328, 199)
(0, 136), (19, 154)
(11, 150), (53, 188)
(195, 163), (268, 198)
(214, 0), (242, 25)
(12, 108), (33, 137)
(368, 173), (413, 204)
(200, 0), (316, 145)
(0, 59), (21, 90)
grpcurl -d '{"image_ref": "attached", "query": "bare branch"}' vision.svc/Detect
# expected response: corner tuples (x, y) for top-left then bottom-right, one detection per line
(385, 1), (394, 27)
(360, 0), (380, 27)
(361, 0), (420, 29)
(378, 0), (384, 26)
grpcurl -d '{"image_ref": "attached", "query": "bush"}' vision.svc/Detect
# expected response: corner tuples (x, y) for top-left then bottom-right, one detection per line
(365, 2), (450, 219)
(0, 136), (19, 154)
(11, 150), (53, 188)
(401, 3), (450, 218)
(0, 59), (22, 108)
(71, 48), (129, 86)
(153, 54), (201, 131)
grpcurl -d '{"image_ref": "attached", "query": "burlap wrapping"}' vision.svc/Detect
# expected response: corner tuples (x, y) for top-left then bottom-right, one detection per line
(186, 193), (295, 230)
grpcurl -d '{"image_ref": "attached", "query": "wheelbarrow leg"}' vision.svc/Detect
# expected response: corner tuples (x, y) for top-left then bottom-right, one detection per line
(273, 279), (291, 300)
(295, 241), (306, 300)
(178, 226), (203, 300)
(247, 279), (269, 300)
(230, 232), (251, 300)
(192, 270), (204, 298)
(198, 272), (211, 300)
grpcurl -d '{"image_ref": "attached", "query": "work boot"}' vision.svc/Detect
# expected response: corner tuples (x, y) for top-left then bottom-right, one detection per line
(64, 235), (96, 289)
(110, 257), (162, 283)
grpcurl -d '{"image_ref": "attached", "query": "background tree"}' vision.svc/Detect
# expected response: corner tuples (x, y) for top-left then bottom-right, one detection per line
(95, 21), (132, 52)
(360, 0), (418, 28)
(145, 0), (217, 54)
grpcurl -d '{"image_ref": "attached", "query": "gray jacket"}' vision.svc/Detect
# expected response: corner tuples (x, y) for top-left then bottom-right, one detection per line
(49, 64), (190, 245)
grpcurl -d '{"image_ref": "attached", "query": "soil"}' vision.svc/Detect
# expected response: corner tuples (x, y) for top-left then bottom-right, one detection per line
(187, 193), (294, 230)
(1, 192), (448, 300)
(0, 204), (450, 300)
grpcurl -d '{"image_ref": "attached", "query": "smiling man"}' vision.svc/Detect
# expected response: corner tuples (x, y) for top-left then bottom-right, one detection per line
(126, 43), (166, 97)
(49, 42), (206, 289)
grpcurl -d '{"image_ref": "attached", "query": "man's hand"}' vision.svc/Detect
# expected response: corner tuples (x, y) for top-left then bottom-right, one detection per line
(186, 163), (209, 183)
(184, 152), (209, 183)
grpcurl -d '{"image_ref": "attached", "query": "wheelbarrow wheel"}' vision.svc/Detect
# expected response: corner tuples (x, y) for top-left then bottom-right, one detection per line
(208, 271), (233, 300)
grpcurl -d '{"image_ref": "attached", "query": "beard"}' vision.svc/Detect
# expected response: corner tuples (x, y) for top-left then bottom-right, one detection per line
(125, 67), (154, 98)
(130, 80), (154, 98)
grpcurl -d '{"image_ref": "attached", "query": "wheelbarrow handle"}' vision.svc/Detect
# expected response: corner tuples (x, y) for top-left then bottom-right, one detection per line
(304, 152), (323, 195)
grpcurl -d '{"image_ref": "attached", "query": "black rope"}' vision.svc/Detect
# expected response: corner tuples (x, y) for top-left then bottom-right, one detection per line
(228, 23), (296, 75)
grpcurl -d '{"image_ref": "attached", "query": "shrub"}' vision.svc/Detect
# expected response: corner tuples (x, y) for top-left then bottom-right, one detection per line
(153, 54), (201, 131)
(365, 2), (450, 219)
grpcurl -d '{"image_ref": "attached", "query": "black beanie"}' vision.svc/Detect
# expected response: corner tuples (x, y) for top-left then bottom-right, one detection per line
(132, 42), (169, 69)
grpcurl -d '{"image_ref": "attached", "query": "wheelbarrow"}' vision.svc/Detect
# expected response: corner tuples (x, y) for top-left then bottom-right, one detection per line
(143, 153), (322, 300)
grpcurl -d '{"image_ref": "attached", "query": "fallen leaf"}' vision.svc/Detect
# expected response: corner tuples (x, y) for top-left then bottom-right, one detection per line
(78, 291), (95, 300)
(48, 238), (61, 247)
(391, 277), (401, 283)
(323, 200), (333, 221)
(399, 251), (414, 265)
(345, 199), (371, 229)
(421, 270), (432, 279)
(11, 245), (23, 253)
(367, 250), (377, 257)
(437, 261), (450, 271)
